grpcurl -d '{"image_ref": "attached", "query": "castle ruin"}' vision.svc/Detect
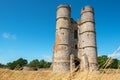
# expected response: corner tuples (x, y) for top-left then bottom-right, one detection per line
(53, 5), (98, 73)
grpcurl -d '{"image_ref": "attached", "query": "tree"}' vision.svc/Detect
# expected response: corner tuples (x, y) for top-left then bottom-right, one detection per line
(39, 59), (45, 68)
(39, 59), (51, 68)
(44, 62), (52, 68)
(0, 63), (5, 68)
(5, 58), (52, 70)
(15, 58), (28, 67)
(118, 60), (120, 68)
(27, 59), (39, 69)
(27, 59), (52, 69)
(6, 58), (28, 70)
(109, 58), (119, 69)
(98, 55), (120, 69)
(6, 62), (16, 70)
(98, 55), (108, 68)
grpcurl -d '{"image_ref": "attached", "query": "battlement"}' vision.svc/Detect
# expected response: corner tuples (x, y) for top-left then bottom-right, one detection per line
(57, 5), (71, 11)
(81, 6), (94, 14)
(56, 4), (71, 19)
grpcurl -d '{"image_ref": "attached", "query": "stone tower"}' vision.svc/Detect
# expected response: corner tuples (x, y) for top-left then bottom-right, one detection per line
(53, 5), (71, 73)
(78, 6), (98, 72)
(53, 5), (98, 73)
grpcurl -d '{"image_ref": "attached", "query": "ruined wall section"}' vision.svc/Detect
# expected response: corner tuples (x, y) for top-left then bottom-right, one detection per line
(70, 18), (78, 57)
(53, 5), (71, 73)
(78, 6), (98, 71)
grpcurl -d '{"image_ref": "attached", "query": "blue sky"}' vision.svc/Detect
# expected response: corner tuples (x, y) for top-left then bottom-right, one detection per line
(0, 0), (120, 64)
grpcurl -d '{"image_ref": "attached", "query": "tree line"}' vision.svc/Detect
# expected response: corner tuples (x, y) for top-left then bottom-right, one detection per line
(0, 58), (52, 70)
(0, 55), (120, 70)
(98, 55), (120, 69)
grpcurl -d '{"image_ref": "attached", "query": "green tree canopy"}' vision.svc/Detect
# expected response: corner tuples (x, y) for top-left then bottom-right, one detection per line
(27, 59), (51, 69)
(98, 55), (108, 68)
(109, 58), (119, 69)
(0, 63), (5, 68)
(6, 58), (28, 70)
(98, 55), (120, 69)
(27, 59), (40, 69)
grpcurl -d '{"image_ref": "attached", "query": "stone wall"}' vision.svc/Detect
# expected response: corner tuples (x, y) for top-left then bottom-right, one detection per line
(53, 5), (71, 73)
(78, 6), (98, 72)
(53, 5), (98, 73)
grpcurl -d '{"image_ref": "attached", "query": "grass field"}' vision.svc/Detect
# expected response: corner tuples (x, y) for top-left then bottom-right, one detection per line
(0, 69), (120, 80)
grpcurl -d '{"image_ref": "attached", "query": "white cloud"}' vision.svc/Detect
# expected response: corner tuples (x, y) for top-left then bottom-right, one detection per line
(42, 55), (52, 61)
(2, 32), (16, 39)
(107, 52), (120, 59)
(108, 48), (120, 58)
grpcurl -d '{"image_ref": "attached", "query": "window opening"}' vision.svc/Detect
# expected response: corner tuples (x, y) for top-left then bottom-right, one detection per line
(74, 30), (78, 39)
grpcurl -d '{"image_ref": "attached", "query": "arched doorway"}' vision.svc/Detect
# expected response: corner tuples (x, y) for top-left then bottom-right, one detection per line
(70, 55), (80, 72)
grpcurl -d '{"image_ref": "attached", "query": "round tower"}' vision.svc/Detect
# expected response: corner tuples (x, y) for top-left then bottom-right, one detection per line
(78, 6), (98, 71)
(53, 5), (71, 73)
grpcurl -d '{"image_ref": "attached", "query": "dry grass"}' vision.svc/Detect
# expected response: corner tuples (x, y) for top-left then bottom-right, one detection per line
(0, 69), (120, 80)
(0, 47), (120, 80)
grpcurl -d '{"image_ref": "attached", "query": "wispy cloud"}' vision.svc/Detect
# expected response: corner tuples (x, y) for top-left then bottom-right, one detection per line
(108, 53), (120, 58)
(108, 47), (120, 58)
(2, 32), (16, 39)
(42, 55), (52, 61)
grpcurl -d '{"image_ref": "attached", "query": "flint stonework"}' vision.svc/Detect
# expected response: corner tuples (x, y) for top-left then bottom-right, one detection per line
(53, 5), (98, 73)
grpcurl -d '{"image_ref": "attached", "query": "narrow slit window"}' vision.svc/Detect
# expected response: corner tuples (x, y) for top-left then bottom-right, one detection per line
(74, 30), (78, 39)
(75, 44), (77, 49)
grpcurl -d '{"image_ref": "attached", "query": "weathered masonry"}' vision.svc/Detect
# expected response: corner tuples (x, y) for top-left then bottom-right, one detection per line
(53, 5), (98, 73)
